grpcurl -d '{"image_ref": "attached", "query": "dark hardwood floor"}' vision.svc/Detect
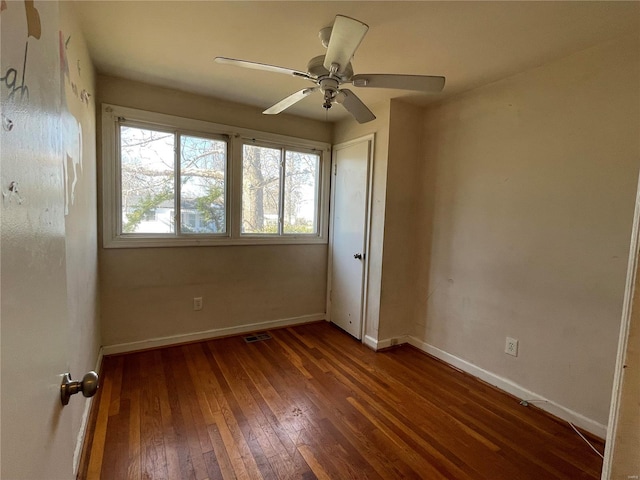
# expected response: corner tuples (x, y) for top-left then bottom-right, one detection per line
(78, 321), (604, 479)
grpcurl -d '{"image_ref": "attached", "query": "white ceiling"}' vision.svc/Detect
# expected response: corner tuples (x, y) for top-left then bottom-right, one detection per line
(72, 1), (639, 123)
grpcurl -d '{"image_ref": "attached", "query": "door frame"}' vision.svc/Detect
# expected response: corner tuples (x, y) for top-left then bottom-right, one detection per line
(601, 170), (640, 478)
(326, 134), (375, 341)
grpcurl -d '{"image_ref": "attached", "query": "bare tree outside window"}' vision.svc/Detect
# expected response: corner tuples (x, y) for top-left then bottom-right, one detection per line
(120, 125), (175, 233)
(242, 145), (281, 234)
(180, 135), (226, 234)
(242, 144), (320, 235)
(284, 151), (319, 234)
(120, 125), (227, 235)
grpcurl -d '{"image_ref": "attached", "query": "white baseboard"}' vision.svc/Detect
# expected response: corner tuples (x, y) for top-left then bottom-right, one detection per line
(73, 347), (104, 476)
(366, 335), (409, 350)
(102, 313), (325, 356)
(363, 334), (379, 350)
(406, 336), (606, 438)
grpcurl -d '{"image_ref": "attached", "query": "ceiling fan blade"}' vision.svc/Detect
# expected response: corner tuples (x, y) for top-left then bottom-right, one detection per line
(352, 74), (446, 93)
(215, 57), (314, 81)
(263, 87), (319, 115)
(323, 15), (369, 74)
(336, 89), (376, 124)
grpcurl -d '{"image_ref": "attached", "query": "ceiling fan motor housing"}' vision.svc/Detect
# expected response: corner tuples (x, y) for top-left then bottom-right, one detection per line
(307, 55), (353, 82)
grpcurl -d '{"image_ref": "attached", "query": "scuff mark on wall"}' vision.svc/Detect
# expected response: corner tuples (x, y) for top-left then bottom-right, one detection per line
(59, 30), (90, 215)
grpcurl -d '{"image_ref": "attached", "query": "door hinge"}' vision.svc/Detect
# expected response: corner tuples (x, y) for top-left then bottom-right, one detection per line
(334, 164), (337, 175)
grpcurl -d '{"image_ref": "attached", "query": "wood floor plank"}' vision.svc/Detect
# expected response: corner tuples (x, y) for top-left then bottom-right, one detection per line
(288, 328), (492, 477)
(161, 349), (198, 480)
(244, 342), (380, 479)
(153, 351), (182, 480)
(216, 347), (302, 479)
(107, 357), (124, 417)
(171, 348), (216, 480)
(126, 388), (142, 480)
(86, 360), (114, 479)
(79, 322), (604, 480)
(307, 334), (522, 479)
(205, 423), (237, 480)
(202, 449), (225, 480)
(296, 444), (331, 480)
(245, 379), (316, 478)
(296, 427), (353, 480)
(272, 329), (464, 478)
(139, 352), (170, 480)
(201, 342), (265, 480)
(181, 345), (218, 456)
(101, 397), (130, 480)
(273, 331), (450, 479)
(282, 328), (465, 478)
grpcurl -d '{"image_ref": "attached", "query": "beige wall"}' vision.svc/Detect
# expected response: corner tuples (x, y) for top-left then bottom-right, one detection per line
(413, 34), (640, 427)
(334, 101), (390, 342)
(378, 100), (424, 341)
(101, 244), (327, 345)
(60, 2), (101, 461)
(97, 77), (331, 347)
(331, 100), (426, 345)
(97, 75), (332, 144)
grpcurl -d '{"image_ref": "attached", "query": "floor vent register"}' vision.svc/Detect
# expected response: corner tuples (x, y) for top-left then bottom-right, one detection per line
(243, 332), (272, 343)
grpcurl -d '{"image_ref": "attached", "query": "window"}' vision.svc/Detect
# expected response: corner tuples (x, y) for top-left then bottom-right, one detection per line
(241, 144), (320, 236)
(179, 134), (227, 234)
(102, 104), (330, 247)
(118, 122), (227, 236)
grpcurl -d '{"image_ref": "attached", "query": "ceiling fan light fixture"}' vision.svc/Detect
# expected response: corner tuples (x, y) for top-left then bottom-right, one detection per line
(323, 90), (334, 110)
(319, 77), (339, 93)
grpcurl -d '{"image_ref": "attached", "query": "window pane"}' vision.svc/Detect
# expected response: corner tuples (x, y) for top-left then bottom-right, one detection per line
(180, 135), (227, 234)
(120, 125), (175, 233)
(242, 145), (281, 234)
(284, 151), (320, 234)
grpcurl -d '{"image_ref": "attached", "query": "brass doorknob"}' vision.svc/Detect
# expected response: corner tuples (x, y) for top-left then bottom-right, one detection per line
(60, 371), (99, 406)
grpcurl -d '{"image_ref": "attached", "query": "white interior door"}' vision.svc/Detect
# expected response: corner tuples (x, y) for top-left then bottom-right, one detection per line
(329, 137), (372, 339)
(1, 2), (74, 478)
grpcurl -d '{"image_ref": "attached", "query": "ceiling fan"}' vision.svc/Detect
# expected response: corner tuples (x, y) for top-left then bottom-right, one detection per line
(215, 15), (445, 124)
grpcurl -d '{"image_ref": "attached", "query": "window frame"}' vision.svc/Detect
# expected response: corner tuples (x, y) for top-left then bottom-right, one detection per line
(240, 139), (322, 238)
(117, 119), (230, 238)
(102, 104), (330, 248)
(177, 130), (230, 237)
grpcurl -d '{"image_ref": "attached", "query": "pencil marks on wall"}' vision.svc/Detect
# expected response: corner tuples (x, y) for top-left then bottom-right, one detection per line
(0, 0), (41, 102)
(1, 1), (93, 216)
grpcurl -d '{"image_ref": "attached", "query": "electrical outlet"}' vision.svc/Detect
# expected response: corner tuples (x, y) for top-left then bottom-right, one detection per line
(505, 337), (518, 357)
(193, 297), (203, 311)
